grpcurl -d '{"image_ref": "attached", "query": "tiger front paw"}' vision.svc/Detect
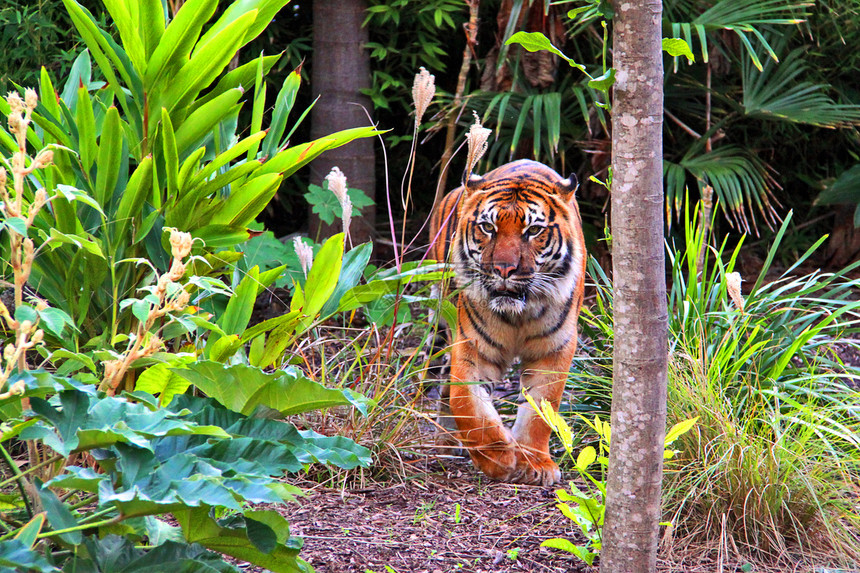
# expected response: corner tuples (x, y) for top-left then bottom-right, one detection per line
(469, 442), (561, 486)
(512, 451), (561, 486)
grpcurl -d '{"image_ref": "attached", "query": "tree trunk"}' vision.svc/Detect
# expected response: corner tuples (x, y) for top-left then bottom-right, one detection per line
(310, 0), (376, 244)
(600, 1), (667, 572)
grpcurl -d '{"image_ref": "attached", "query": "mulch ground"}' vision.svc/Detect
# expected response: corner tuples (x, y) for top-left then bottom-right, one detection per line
(283, 461), (592, 573)
(273, 455), (859, 573)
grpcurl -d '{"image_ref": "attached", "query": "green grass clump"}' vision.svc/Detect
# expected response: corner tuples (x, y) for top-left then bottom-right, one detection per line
(573, 201), (860, 566)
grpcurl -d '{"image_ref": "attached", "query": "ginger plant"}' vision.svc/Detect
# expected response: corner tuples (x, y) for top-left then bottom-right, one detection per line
(98, 228), (195, 395)
(0, 89), (52, 396)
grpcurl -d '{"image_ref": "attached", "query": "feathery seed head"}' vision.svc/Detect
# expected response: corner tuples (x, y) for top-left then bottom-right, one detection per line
(465, 112), (491, 179)
(325, 166), (353, 238)
(325, 166), (348, 204)
(726, 272), (744, 312)
(412, 67), (435, 128)
(293, 237), (314, 278)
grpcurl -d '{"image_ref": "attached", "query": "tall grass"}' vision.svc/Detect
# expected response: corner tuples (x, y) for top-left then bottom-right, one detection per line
(572, 201), (860, 565)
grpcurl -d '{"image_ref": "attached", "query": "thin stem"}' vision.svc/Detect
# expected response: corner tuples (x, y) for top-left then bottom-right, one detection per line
(36, 515), (123, 539)
(0, 443), (33, 519)
(0, 453), (63, 490)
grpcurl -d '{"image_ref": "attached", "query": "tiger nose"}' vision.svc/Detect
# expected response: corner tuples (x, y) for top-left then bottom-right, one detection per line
(493, 262), (517, 279)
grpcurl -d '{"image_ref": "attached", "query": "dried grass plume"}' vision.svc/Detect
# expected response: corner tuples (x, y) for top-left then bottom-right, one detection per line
(412, 67), (435, 128)
(464, 111), (491, 180)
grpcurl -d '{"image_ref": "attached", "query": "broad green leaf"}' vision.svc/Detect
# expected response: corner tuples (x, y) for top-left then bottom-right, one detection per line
(160, 107), (179, 198)
(505, 31), (586, 73)
(587, 68), (616, 91)
(301, 233), (345, 322)
(255, 126), (381, 177)
(662, 38), (695, 62)
(75, 85), (97, 174)
(2, 217), (29, 236)
(664, 416), (699, 446)
(576, 446), (597, 472)
(176, 506), (305, 573)
(144, 0), (218, 88)
(173, 361), (361, 416)
(197, 0), (291, 49)
(219, 266), (260, 335)
(95, 106), (123, 208)
(173, 87), (244, 153)
(208, 173), (283, 228)
(35, 479), (83, 544)
(189, 130), (266, 186)
(14, 513), (46, 547)
(263, 64), (302, 158)
(320, 241), (373, 317)
(55, 184), (106, 217)
(102, 0), (146, 73)
(137, 362), (193, 407)
(163, 10), (257, 114)
(114, 156), (153, 245)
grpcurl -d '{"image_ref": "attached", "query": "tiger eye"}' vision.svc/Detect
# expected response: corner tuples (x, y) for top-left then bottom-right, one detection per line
(525, 225), (544, 237)
(479, 222), (495, 234)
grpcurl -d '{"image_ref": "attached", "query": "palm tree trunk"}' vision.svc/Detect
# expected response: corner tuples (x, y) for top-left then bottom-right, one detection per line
(310, 0), (376, 244)
(600, 1), (667, 572)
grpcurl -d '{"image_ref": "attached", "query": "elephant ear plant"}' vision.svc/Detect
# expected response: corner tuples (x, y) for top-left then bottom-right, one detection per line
(0, 0), (378, 351)
(0, 88), (372, 571)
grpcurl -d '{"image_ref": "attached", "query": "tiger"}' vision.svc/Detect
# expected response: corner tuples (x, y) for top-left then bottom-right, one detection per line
(428, 159), (586, 486)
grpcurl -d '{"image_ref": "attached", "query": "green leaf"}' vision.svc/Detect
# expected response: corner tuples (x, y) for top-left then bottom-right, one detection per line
(320, 241), (373, 317)
(144, 0), (218, 89)
(208, 173), (283, 228)
(136, 362), (193, 407)
(0, 538), (55, 572)
(219, 266), (260, 336)
(95, 106), (123, 208)
(35, 479), (83, 544)
(576, 446), (597, 472)
(160, 107), (179, 198)
(505, 31), (586, 73)
(2, 216), (29, 236)
(114, 156), (153, 244)
(75, 85), (97, 174)
(816, 165), (860, 206)
(301, 233), (344, 324)
(173, 361), (362, 416)
(664, 416), (698, 446)
(263, 64), (303, 158)
(587, 68), (616, 91)
(15, 513), (46, 547)
(173, 87), (244, 153)
(176, 506), (305, 573)
(662, 38), (695, 62)
(162, 10), (257, 114)
(55, 184), (106, 217)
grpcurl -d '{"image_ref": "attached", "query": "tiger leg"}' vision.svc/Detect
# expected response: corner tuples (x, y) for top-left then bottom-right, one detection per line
(448, 341), (518, 481)
(510, 346), (577, 485)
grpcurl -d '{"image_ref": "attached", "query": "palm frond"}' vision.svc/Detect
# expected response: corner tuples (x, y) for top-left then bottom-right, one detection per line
(467, 85), (589, 165)
(665, 0), (812, 69)
(665, 146), (781, 234)
(742, 48), (860, 127)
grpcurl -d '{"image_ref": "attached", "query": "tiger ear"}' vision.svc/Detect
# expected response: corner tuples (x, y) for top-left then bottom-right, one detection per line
(559, 174), (579, 204)
(463, 173), (486, 196)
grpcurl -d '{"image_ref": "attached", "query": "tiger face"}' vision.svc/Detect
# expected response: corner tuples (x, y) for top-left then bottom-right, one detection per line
(452, 161), (583, 316)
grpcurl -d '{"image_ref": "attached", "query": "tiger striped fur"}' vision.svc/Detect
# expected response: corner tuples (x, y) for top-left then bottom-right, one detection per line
(428, 159), (586, 485)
